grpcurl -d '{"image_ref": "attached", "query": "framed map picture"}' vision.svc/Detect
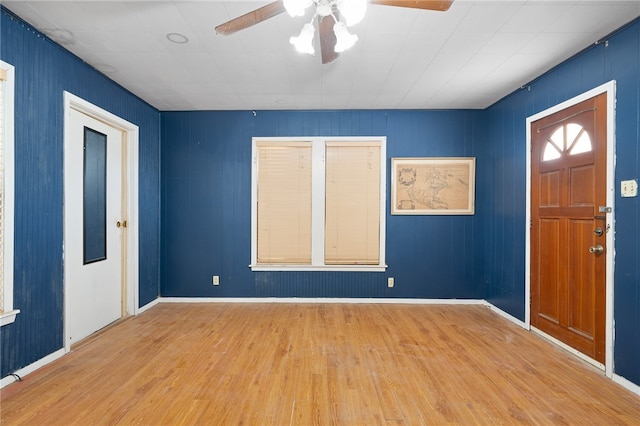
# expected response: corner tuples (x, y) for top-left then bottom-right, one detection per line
(391, 157), (476, 215)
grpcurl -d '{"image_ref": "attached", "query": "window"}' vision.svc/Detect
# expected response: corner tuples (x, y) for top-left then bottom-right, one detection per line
(542, 122), (592, 162)
(0, 61), (18, 326)
(324, 142), (381, 265)
(256, 141), (312, 264)
(251, 137), (386, 271)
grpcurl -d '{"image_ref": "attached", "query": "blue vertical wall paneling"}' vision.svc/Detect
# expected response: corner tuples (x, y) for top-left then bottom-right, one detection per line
(480, 93), (529, 319)
(483, 19), (640, 384)
(161, 111), (254, 297)
(605, 21), (640, 385)
(160, 110), (484, 299)
(0, 9), (161, 378)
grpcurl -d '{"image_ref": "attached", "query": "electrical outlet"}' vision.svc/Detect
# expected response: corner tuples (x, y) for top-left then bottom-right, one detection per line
(388, 277), (394, 288)
(213, 275), (220, 286)
(621, 179), (638, 197)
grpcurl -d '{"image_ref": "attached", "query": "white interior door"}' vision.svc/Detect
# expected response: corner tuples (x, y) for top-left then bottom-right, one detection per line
(65, 108), (124, 345)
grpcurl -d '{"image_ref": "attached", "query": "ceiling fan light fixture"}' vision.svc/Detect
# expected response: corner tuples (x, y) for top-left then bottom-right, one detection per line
(216, 0), (455, 63)
(315, 0), (333, 17)
(333, 21), (358, 52)
(336, 0), (367, 26)
(290, 23), (316, 55)
(284, 0), (313, 17)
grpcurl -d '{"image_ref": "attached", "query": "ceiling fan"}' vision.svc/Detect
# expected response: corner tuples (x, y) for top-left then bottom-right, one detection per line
(215, 0), (454, 64)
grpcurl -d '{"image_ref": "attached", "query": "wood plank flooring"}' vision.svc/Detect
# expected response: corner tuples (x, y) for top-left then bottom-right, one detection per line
(1, 303), (639, 425)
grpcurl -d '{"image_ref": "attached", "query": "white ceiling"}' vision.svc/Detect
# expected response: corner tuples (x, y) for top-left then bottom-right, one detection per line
(5, 0), (640, 111)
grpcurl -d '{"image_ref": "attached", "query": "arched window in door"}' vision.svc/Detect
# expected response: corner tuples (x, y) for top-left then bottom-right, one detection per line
(542, 122), (592, 161)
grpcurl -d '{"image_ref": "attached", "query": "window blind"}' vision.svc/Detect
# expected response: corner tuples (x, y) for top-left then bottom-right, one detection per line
(256, 142), (312, 264)
(324, 142), (381, 265)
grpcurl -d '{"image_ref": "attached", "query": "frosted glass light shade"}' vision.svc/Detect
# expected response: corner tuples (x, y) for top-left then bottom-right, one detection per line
(290, 23), (316, 55)
(284, 0), (313, 17)
(337, 0), (367, 26)
(333, 21), (358, 52)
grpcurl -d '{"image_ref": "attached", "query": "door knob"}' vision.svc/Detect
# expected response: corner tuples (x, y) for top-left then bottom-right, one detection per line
(589, 245), (604, 255)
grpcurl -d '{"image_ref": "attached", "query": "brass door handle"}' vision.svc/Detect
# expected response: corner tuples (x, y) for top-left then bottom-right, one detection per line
(589, 245), (604, 255)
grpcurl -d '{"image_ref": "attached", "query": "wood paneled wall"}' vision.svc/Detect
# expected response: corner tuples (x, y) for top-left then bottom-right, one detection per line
(483, 18), (640, 385)
(160, 110), (484, 300)
(0, 8), (161, 378)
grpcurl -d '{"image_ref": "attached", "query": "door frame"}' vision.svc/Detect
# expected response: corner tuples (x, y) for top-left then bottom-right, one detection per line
(525, 81), (616, 377)
(63, 91), (139, 353)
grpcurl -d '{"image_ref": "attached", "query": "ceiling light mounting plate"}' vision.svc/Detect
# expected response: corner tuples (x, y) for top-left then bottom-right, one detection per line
(316, 0), (333, 17)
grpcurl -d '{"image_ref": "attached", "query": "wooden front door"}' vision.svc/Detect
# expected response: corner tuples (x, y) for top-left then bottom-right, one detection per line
(530, 93), (607, 363)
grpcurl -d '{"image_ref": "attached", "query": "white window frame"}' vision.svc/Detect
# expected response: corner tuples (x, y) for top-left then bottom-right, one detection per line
(1, 61), (18, 326)
(250, 136), (387, 272)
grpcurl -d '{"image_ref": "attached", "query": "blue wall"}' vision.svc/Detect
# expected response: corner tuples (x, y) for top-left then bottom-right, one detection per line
(0, 9), (161, 378)
(161, 110), (486, 299)
(483, 19), (640, 385)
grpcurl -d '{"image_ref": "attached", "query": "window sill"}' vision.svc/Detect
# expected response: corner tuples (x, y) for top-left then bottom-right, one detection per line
(0, 309), (20, 327)
(250, 265), (388, 272)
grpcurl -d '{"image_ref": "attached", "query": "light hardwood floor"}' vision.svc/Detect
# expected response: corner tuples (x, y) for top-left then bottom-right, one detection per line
(1, 303), (639, 425)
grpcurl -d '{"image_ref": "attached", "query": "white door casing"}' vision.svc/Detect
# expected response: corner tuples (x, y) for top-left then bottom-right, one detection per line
(525, 81), (616, 377)
(63, 92), (139, 351)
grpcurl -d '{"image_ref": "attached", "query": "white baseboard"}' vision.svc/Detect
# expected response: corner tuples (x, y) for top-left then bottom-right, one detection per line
(137, 297), (160, 314)
(531, 326), (606, 371)
(159, 297), (488, 305)
(0, 348), (66, 389)
(485, 303), (528, 329)
(613, 373), (640, 397)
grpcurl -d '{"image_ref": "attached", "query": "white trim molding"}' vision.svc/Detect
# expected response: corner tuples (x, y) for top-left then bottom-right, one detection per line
(0, 348), (66, 389)
(531, 326), (605, 371)
(486, 303), (527, 329)
(612, 374), (640, 397)
(159, 297), (488, 305)
(250, 136), (387, 272)
(137, 297), (160, 314)
(0, 309), (19, 327)
(1, 61), (17, 326)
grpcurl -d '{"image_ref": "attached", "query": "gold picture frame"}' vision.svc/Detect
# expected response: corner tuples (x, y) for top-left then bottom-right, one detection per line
(391, 157), (476, 215)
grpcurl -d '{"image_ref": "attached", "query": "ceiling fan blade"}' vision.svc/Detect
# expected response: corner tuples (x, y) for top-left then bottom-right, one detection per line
(215, 1), (286, 35)
(318, 15), (339, 65)
(370, 0), (454, 12)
